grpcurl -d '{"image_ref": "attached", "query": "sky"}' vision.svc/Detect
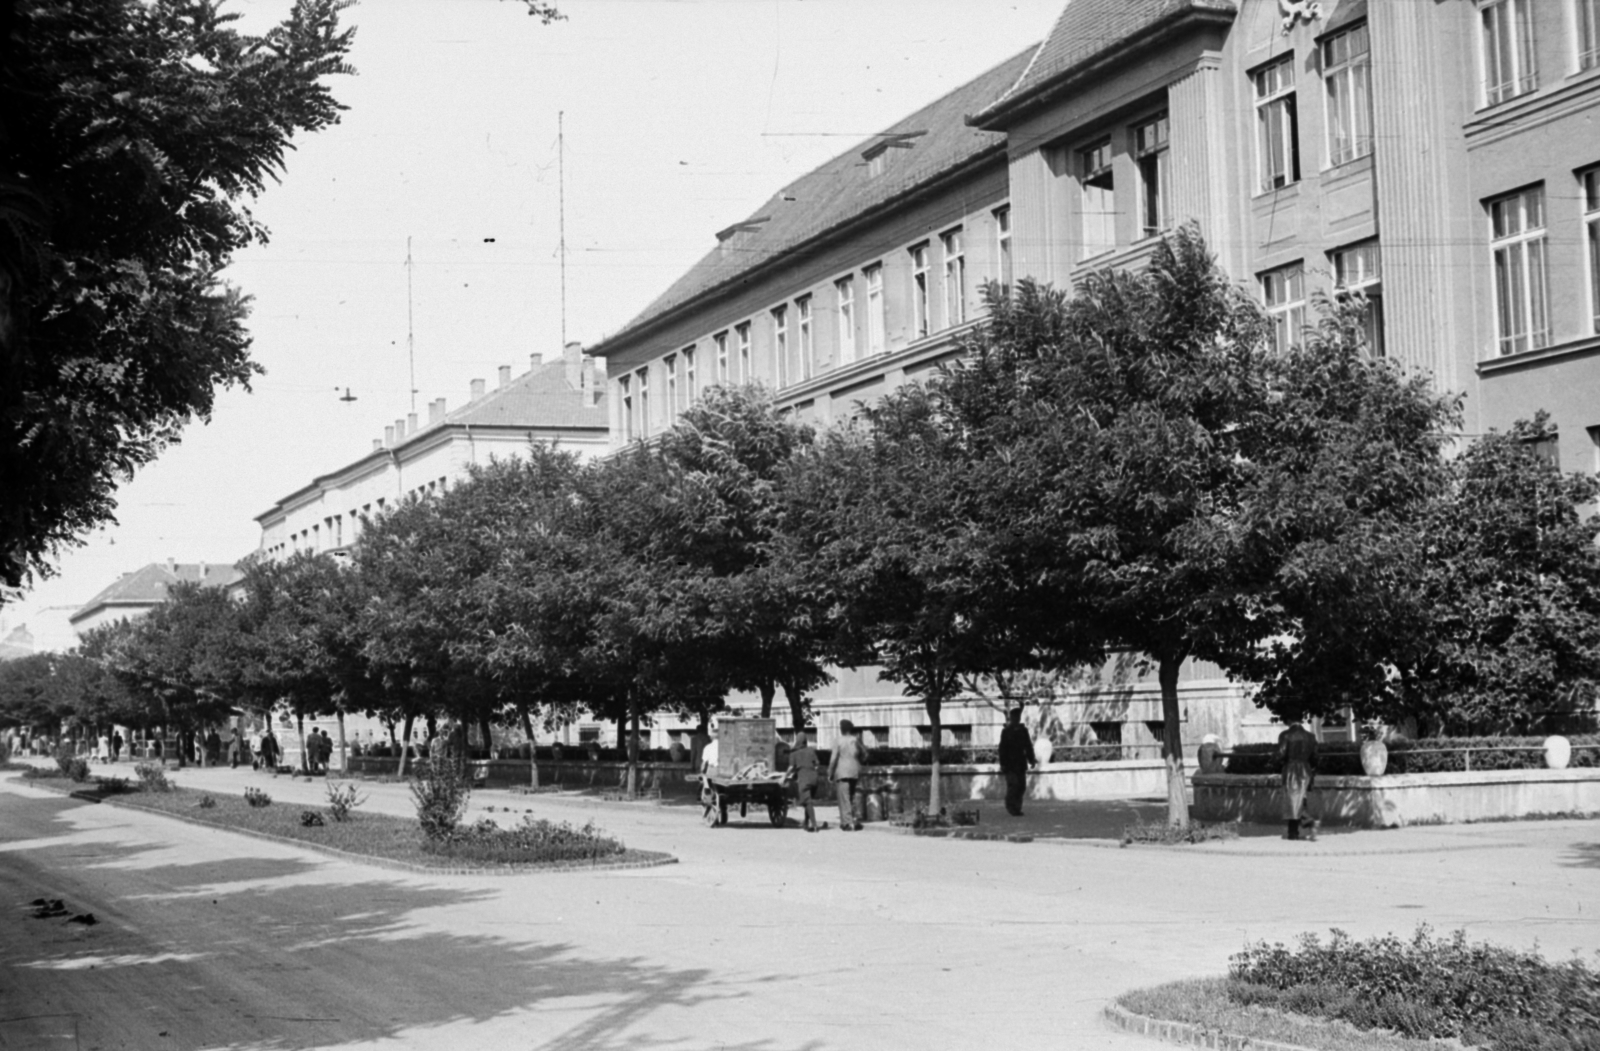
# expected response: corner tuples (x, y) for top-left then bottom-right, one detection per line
(8, 0), (1068, 650)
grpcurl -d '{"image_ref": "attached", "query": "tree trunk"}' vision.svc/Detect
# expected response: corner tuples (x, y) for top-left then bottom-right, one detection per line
(758, 681), (776, 719)
(478, 715), (493, 760)
(927, 699), (943, 814)
(295, 711), (308, 773)
(781, 679), (805, 731)
(336, 710), (347, 775)
(520, 707), (538, 788)
(1158, 652), (1191, 827)
(398, 713), (415, 777)
(625, 693), (640, 800)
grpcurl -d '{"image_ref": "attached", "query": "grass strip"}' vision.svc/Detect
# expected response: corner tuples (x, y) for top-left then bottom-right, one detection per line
(92, 784), (672, 874)
(1116, 978), (1452, 1051)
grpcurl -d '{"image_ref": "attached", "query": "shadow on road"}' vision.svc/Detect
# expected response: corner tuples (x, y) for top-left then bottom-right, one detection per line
(1562, 839), (1600, 869)
(2, 791), (822, 1051)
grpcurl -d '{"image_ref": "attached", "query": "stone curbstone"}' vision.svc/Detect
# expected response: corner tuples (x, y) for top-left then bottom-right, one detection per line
(1102, 1001), (1320, 1051)
(96, 794), (678, 877)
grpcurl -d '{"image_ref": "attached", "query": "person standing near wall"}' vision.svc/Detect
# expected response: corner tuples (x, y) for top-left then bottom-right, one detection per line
(997, 707), (1036, 817)
(1277, 719), (1319, 840)
(828, 720), (866, 832)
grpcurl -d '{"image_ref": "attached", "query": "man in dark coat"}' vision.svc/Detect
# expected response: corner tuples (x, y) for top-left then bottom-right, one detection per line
(1277, 719), (1319, 840)
(997, 708), (1036, 817)
(787, 729), (822, 832)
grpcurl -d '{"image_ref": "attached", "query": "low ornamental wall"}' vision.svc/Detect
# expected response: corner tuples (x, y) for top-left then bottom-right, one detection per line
(1192, 769), (1600, 829)
(345, 756), (1166, 802)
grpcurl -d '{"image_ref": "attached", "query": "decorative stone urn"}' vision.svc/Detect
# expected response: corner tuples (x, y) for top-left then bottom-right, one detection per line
(1033, 735), (1054, 765)
(1545, 735), (1572, 770)
(1359, 739), (1389, 777)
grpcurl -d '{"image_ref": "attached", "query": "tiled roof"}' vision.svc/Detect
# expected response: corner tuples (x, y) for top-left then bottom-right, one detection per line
(0, 624), (33, 661)
(435, 356), (607, 433)
(70, 563), (242, 625)
(591, 47), (1037, 355)
(974, 0), (1237, 126)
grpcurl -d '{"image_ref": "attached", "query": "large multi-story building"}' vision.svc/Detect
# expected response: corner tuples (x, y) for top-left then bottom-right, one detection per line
(255, 345), (608, 560)
(588, 0), (1600, 754)
(69, 560), (242, 637)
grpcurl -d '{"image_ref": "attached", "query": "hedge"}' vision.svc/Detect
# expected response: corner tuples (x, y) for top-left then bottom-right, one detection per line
(1221, 735), (1600, 776)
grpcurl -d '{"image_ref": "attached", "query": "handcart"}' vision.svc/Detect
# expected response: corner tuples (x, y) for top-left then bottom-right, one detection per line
(697, 717), (790, 828)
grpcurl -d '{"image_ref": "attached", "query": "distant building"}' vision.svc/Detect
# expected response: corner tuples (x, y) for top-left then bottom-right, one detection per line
(255, 345), (608, 559)
(589, 0), (1600, 754)
(0, 623), (33, 661)
(69, 560), (242, 637)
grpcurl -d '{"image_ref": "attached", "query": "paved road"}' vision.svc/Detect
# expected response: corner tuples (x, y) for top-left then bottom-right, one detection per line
(2, 763), (1597, 1050)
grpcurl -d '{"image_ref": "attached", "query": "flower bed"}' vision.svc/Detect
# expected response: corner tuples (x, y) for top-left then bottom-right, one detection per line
(1223, 735), (1600, 776)
(424, 816), (625, 865)
(1227, 927), (1600, 1051)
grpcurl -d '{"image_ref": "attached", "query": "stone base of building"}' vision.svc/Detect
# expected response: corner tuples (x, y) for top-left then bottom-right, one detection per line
(1192, 769), (1600, 828)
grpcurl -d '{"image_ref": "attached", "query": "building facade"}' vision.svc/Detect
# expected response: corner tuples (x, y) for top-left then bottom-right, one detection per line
(69, 560), (243, 637)
(255, 345), (608, 559)
(592, 0), (1600, 754)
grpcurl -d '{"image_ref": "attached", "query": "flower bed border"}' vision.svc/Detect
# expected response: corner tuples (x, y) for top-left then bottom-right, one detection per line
(1103, 1001), (1318, 1051)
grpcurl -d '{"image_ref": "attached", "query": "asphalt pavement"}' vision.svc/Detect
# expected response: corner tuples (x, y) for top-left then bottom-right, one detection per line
(2, 759), (1597, 1050)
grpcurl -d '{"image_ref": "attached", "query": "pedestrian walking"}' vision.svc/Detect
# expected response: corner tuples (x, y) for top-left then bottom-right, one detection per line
(111, 731), (123, 763)
(318, 729), (334, 774)
(204, 729), (222, 767)
(1277, 718), (1319, 840)
(227, 728), (243, 769)
(788, 729), (821, 832)
(997, 707), (1036, 817)
(828, 720), (866, 832)
(258, 730), (279, 771)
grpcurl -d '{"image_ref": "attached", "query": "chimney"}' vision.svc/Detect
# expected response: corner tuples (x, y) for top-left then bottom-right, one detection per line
(198, 561), (207, 580)
(165, 557), (175, 574)
(529, 351), (544, 369)
(383, 425), (394, 447)
(407, 412), (418, 434)
(428, 398), (444, 425)
(581, 354), (595, 405)
(564, 341), (583, 389)
(498, 365), (512, 388)
(372, 438), (383, 451)
(470, 378), (486, 400)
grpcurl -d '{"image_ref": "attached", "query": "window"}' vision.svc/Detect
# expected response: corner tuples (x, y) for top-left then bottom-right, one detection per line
(714, 332), (729, 385)
(635, 366), (650, 437)
(796, 296), (813, 381)
(771, 306), (789, 388)
(1133, 114), (1171, 238)
(1261, 263), (1306, 353)
(995, 206), (1013, 295)
(735, 323), (751, 382)
(835, 277), (857, 365)
(664, 353), (679, 419)
(1583, 0), (1600, 71)
(1482, 0), (1538, 105)
(1585, 168), (1600, 333)
(910, 243), (931, 339)
(684, 346), (697, 404)
(1080, 138), (1115, 259)
(1323, 23), (1373, 166)
(1588, 425), (1600, 474)
(865, 265), (886, 354)
(1254, 57), (1300, 191)
(1489, 186), (1549, 355)
(1332, 241), (1384, 357)
(941, 227), (966, 328)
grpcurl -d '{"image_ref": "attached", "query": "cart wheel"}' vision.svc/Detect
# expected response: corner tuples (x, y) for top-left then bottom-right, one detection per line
(718, 799), (729, 826)
(768, 799), (788, 827)
(702, 800), (720, 828)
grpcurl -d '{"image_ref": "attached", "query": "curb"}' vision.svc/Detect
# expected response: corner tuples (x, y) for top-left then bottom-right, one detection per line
(1102, 1002), (1318, 1051)
(13, 777), (679, 876)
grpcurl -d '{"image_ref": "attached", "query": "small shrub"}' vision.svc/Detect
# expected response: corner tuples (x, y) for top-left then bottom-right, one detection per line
(95, 776), (133, 795)
(57, 756), (90, 782)
(196, 795), (217, 809)
(299, 810), (325, 827)
(1122, 819), (1240, 846)
(1229, 926), (1600, 1050)
(325, 781), (367, 822)
(134, 762), (171, 793)
(244, 786), (272, 808)
(410, 755), (470, 840)
(422, 816), (625, 865)
(21, 765), (64, 780)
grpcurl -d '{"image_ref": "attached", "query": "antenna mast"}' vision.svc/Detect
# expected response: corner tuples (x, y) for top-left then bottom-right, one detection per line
(558, 110), (567, 350)
(406, 235), (416, 411)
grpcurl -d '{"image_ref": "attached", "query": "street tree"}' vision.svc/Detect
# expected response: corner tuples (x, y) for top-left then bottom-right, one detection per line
(1, 0), (356, 598)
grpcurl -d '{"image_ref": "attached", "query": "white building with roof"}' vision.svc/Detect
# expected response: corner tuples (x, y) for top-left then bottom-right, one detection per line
(69, 560), (243, 637)
(255, 345), (607, 559)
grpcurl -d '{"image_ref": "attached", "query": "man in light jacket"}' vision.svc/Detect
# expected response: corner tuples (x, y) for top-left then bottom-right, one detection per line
(828, 720), (866, 832)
